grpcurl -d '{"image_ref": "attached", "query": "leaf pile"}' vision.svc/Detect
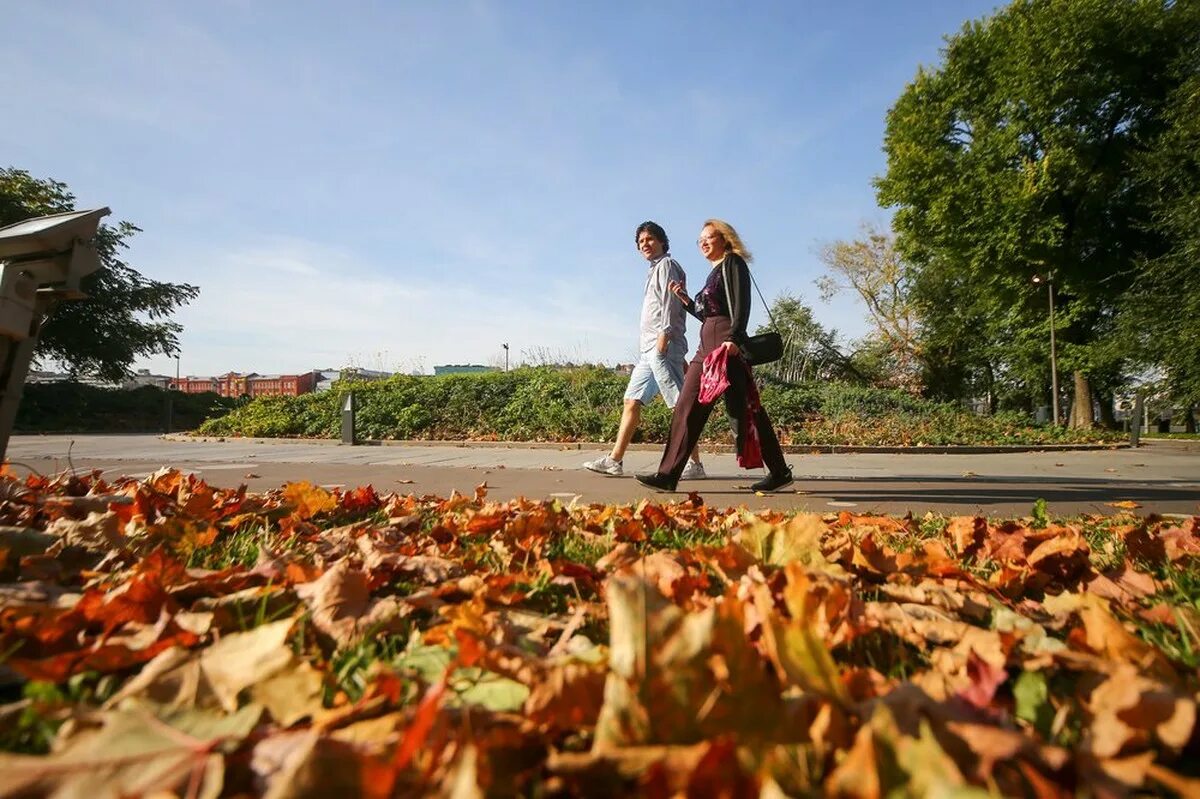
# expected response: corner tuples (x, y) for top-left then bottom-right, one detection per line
(1, 468), (1198, 797)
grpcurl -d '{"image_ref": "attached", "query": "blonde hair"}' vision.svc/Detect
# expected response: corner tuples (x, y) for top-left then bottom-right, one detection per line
(703, 218), (753, 263)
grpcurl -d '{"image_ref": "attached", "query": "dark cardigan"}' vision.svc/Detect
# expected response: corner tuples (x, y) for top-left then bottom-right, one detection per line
(681, 253), (752, 347)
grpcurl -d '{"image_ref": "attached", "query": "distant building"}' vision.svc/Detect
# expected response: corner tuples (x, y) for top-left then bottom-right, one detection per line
(27, 370), (118, 388)
(314, 369), (341, 393)
(123, 369), (172, 390)
(340, 367), (392, 382)
(433, 364), (499, 376)
(27, 370), (72, 385)
(314, 366), (393, 392)
(171, 375), (220, 394)
(171, 370), (319, 398)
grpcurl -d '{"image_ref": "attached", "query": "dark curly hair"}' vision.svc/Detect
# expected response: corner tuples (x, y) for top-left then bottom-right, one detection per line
(635, 221), (669, 253)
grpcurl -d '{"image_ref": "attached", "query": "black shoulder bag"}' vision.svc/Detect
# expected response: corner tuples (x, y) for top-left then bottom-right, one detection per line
(722, 258), (783, 366)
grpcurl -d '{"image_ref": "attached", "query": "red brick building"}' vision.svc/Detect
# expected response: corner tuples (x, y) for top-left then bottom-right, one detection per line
(170, 371), (318, 398)
(170, 376), (219, 394)
(246, 372), (317, 396)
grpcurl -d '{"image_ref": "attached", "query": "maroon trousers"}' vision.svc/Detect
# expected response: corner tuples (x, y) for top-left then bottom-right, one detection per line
(657, 316), (788, 480)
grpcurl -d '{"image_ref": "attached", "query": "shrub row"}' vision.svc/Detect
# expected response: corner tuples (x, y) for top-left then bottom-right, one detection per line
(15, 383), (239, 434)
(196, 367), (1120, 446)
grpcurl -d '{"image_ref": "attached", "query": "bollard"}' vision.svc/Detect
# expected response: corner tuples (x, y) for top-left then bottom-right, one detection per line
(341, 391), (356, 445)
(1130, 393), (1143, 448)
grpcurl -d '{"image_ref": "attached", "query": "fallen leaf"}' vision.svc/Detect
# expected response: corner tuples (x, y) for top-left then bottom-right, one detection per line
(282, 481), (337, 520)
(0, 702), (261, 799)
(296, 560), (371, 646)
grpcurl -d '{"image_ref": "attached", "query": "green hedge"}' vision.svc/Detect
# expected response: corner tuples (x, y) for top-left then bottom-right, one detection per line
(196, 367), (1120, 446)
(15, 383), (239, 433)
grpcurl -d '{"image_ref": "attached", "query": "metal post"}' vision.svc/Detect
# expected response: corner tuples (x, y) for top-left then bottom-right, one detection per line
(1131, 392), (1143, 447)
(1047, 281), (1059, 427)
(340, 391), (356, 445)
(502, 343), (509, 372)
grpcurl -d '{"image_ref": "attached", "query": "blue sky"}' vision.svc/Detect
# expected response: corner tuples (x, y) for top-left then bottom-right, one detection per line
(4, 0), (999, 377)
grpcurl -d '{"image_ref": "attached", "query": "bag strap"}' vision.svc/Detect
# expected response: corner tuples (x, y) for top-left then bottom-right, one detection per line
(721, 257), (779, 333)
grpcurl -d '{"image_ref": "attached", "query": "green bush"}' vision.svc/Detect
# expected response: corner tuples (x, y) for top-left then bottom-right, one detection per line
(15, 383), (238, 433)
(196, 367), (1122, 446)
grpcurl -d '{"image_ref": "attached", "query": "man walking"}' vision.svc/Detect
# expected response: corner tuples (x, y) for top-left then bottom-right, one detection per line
(584, 221), (704, 479)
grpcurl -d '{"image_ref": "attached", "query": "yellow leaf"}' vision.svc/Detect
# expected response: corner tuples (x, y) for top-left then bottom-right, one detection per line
(282, 481), (337, 519)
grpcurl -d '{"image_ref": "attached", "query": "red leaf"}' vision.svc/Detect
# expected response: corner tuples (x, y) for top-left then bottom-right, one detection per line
(956, 649), (1008, 709)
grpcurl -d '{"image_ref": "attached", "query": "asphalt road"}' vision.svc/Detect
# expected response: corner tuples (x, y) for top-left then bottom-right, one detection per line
(5, 434), (1199, 518)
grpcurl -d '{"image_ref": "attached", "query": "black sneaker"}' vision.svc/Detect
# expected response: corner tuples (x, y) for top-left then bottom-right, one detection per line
(751, 468), (793, 493)
(636, 472), (678, 493)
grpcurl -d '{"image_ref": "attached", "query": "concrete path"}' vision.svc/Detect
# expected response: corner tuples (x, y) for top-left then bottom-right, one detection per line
(5, 434), (1198, 518)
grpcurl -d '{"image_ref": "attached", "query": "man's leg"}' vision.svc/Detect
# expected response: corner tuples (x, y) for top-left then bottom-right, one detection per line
(611, 398), (642, 462)
(586, 356), (655, 474)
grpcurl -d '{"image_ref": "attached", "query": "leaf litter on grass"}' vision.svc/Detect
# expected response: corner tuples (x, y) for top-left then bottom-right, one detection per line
(0, 465), (1198, 796)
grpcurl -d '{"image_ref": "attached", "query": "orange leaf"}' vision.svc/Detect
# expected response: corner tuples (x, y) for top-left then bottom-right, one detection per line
(282, 481), (337, 520)
(392, 670), (450, 771)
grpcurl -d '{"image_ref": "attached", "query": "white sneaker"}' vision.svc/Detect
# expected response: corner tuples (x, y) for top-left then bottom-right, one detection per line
(680, 461), (706, 480)
(583, 455), (623, 476)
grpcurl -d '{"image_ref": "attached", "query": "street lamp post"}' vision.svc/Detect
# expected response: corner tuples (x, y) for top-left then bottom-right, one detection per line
(502, 343), (509, 372)
(1031, 274), (1059, 426)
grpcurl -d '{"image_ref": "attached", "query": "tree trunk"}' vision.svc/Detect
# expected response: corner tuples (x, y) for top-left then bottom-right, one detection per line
(1069, 371), (1094, 429)
(1186, 405), (1197, 434)
(1097, 390), (1118, 429)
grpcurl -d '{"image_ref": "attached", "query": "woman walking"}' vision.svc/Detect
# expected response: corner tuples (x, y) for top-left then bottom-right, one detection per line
(636, 219), (793, 493)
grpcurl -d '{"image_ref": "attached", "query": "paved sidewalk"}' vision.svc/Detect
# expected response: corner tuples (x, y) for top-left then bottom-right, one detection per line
(5, 434), (1198, 517)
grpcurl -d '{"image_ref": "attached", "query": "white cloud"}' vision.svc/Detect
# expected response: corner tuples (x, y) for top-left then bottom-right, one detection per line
(134, 235), (635, 377)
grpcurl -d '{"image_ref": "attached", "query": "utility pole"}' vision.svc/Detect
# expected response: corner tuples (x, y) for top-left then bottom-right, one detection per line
(1032, 274), (1059, 425)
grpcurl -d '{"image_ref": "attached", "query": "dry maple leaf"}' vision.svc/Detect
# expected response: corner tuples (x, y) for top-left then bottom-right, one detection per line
(282, 481), (337, 520)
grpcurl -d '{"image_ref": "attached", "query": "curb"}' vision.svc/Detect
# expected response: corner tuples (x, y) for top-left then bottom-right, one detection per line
(161, 434), (1129, 455)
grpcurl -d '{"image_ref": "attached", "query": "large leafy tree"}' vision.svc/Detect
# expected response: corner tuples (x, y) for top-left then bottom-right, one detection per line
(0, 168), (198, 382)
(876, 0), (1198, 425)
(1123, 69), (1200, 412)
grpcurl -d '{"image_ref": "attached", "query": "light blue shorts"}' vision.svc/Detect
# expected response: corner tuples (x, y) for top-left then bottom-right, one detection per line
(624, 349), (686, 408)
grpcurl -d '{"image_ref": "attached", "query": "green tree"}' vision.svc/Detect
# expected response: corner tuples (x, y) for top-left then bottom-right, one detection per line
(816, 223), (924, 393)
(0, 168), (198, 382)
(876, 0), (1198, 425)
(753, 294), (859, 384)
(1123, 70), (1200, 413)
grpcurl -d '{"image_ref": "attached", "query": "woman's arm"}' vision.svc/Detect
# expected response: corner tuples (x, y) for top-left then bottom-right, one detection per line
(724, 254), (751, 346)
(669, 280), (705, 320)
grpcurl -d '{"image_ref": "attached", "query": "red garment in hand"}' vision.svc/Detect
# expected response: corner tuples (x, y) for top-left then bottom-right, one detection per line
(699, 346), (763, 469)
